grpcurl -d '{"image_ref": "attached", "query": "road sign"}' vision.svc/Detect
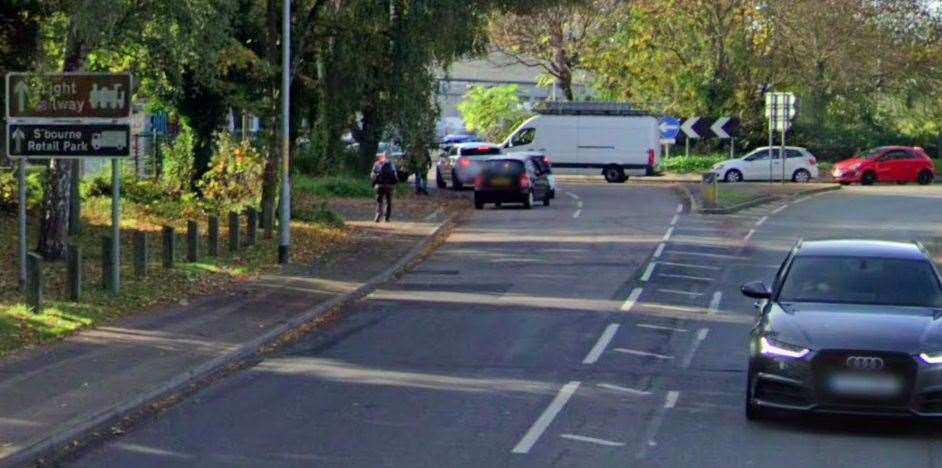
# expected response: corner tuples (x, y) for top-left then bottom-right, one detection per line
(691, 118), (714, 140)
(658, 117), (681, 144)
(6, 73), (132, 120)
(681, 117), (700, 139)
(710, 117), (741, 139)
(765, 92), (798, 131)
(7, 124), (130, 159)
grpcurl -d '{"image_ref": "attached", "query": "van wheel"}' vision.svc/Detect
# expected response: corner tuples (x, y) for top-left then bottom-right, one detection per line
(918, 170), (934, 185)
(436, 169), (446, 188)
(603, 165), (626, 183)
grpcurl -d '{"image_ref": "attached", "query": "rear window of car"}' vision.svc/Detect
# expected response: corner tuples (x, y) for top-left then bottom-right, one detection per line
(460, 146), (501, 156)
(778, 256), (942, 307)
(482, 159), (525, 177)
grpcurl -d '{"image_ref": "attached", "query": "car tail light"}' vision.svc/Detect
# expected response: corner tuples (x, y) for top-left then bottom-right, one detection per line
(648, 149), (656, 167)
(809, 156), (817, 166)
(519, 174), (531, 190)
(474, 175), (484, 189)
(459, 158), (471, 168)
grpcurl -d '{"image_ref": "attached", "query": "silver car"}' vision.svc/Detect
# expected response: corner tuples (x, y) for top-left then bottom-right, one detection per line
(435, 142), (503, 190)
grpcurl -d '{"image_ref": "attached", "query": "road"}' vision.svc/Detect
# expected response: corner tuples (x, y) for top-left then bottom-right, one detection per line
(69, 184), (942, 467)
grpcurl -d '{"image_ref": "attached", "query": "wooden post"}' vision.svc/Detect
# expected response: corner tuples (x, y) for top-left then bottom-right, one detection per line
(187, 220), (200, 262)
(162, 226), (175, 269)
(26, 252), (42, 313)
(133, 230), (148, 278)
(208, 215), (220, 257)
(66, 243), (81, 301)
(101, 236), (114, 291)
(228, 212), (240, 252)
(246, 207), (258, 246)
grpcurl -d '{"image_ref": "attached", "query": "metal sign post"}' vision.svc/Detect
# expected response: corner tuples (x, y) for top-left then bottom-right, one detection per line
(278, 0), (291, 263)
(111, 158), (121, 293)
(17, 159), (26, 289)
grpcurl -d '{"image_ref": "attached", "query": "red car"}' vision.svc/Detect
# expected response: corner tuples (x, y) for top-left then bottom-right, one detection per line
(832, 146), (935, 185)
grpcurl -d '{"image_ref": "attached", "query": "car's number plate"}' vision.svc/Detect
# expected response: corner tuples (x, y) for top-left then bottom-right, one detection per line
(490, 177), (511, 187)
(827, 373), (901, 398)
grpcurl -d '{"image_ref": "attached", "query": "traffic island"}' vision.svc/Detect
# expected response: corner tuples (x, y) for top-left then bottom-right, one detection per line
(676, 181), (841, 214)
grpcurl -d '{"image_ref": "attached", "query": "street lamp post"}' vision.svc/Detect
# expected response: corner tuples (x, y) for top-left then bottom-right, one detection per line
(278, 0), (291, 263)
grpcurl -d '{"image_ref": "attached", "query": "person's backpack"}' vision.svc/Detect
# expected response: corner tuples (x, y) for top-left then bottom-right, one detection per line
(377, 160), (398, 185)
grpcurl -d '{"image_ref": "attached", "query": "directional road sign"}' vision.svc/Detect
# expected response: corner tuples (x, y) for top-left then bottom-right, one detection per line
(680, 117), (700, 139)
(710, 117), (740, 139)
(6, 73), (132, 120)
(658, 117), (681, 144)
(7, 124), (131, 159)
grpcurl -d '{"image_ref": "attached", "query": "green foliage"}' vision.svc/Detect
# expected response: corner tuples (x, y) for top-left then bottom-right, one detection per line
(294, 174), (376, 199)
(0, 167), (43, 212)
(160, 126), (196, 194)
(296, 201), (346, 228)
(458, 85), (533, 142)
(661, 154), (727, 174)
(198, 133), (265, 211)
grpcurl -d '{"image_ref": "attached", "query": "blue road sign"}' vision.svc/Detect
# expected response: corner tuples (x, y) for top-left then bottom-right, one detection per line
(658, 117), (681, 142)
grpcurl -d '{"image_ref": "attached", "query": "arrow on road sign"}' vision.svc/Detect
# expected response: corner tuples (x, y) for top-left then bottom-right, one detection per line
(710, 117), (731, 139)
(681, 117), (700, 139)
(11, 128), (25, 153)
(658, 117), (681, 142)
(13, 81), (28, 113)
(691, 118), (714, 140)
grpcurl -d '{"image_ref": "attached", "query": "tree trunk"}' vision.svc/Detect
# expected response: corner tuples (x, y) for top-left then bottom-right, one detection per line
(262, 116), (278, 239)
(355, 103), (382, 173)
(38, 30), (86, 259)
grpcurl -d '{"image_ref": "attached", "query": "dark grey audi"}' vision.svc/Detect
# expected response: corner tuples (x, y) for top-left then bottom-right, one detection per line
(742, 240), (942, 419)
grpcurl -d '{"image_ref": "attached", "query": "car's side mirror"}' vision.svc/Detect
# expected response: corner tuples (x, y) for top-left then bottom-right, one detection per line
(741, 281), (771, 300)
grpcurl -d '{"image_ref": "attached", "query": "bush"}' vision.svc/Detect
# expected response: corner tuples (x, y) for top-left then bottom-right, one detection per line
(199, 133), (265, 211)
(661, 154), (727, 174)
(0, 167), (43, 212)
(296, 201), (345, 228)
(294, 174), (375, 198)
(161, 126), (196, 194)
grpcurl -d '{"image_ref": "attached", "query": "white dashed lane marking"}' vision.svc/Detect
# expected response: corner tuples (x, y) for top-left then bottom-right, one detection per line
(511, 381), (581, 454)
(708, 291), (722, 315)
(614, 348), (674, 360)
(560, 434), (625, 447)
(637, 324), (688, 333)
(582, 324), (619, 365)
(620, 287), (643, 312)
(640, 263), (657, 282)
(597, 383), (652, 395)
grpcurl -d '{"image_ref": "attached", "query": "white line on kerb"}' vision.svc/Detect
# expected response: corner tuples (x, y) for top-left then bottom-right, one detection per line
(641, 262), (657, 282)
(573, 209), (582, 219)
(756, 216), (768, 227)
(771, 204), (788, 215)
(744, 229), (755, 242)
(670, 214), (680, 226)
(653, 243), (666, 258)
(708, 291), (722, 315)
(665, 390), (680, 409)
(511, 381), (581, 454)
(582, 323), (619, 364)
(662, 227), (674, 242)
(676, 204), (683, 213)
(681, 328), (709, 368)
(614, 348), (674, 360)
(637, 324), (688, 333)
(560, 434), (625, 447)
(597, 383), (652, 395)
(620, 287), (643, 312)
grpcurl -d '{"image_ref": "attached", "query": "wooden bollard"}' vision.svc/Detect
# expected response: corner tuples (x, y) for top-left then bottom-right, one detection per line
(187, 220), (200, 262)
(162, 226), (175, 269)
(66, 243), (81, 301)
(208, 215), (220, 257)
(26, 252), (42, 313)
(101, 236), (114, 290)
(246, 207), (258, 246)
(228, 212), (240, 252)
(133, 231), (148, 278)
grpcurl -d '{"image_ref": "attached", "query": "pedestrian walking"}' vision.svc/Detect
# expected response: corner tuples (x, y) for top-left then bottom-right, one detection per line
(407, 141), (432, 195)
(371, 151), (399, 222)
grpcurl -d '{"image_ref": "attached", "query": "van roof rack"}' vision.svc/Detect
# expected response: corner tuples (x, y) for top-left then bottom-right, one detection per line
(533, 101), (652, 116)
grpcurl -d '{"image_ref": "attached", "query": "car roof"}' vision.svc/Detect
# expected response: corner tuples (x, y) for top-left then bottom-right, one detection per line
(453, 142), (501, 149)
(746, 146), (809, 151)
(796, 240), (928, 261)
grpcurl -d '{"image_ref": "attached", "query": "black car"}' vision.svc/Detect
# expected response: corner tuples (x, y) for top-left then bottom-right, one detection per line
(742, 240), (942, 419)
(473, 155), (551, 209)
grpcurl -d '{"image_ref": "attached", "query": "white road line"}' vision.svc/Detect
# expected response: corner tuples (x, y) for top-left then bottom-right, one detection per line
(657, 288), (703, 297)
(641, 303), (704, 313)
(659, 273), (712, 282)
(670, 214), (680, 226)
(573, 209), (582, 219)
(424, 207), (444, 222)
(708, 291), (722, 315)
(662, 227), (674, 242)
(637, 324), (688, 333)
(681, 328), (710, 368)
(620, 287), (643, 312)
(770, 204), (788, 215)
(577, 201), (584, 208)
(664, 250), (745, 259)
(566, 192), (580, 200)
(638, 392), (680, 459)
(665, 390), (680, 409)
(653, 243), (666, 258)
(755, 216), (768, 227)
(640, 262), (657, 282)
(614, 348), (674, 360)
(560, 434), (625, 447)
(793, 196), (811, 204)
(511, 381), (581, 454)
(658, 261), (721, 271)
(744, 229), (755, 242)
(582, 324), (619, 364)
(676, 204), (683, 213)
(597, 383), (653, 395)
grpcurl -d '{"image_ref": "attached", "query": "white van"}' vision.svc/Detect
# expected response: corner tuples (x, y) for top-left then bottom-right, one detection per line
(500, 105), (660, 183)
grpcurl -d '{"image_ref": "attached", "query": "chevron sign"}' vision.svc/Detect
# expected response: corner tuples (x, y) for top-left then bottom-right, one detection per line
(679, 117), (740, 140)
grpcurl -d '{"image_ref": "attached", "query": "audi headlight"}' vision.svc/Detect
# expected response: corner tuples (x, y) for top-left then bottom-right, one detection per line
(760, 336), (810, 358)
(919, 352), (942, 364)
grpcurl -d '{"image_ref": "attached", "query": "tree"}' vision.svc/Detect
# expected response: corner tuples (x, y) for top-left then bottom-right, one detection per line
(488, 0), (614, 101)
(458, 85), (532, 142)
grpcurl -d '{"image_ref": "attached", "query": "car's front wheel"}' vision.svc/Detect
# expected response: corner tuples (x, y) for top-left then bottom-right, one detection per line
(861, 171), (877, 185)
(918, 170), (934, 186)
(725, 169), (743, 183)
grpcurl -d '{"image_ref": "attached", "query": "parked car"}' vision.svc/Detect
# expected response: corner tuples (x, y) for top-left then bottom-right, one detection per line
(436, 142), (503, 190)
(506, 151), (556, 199)
(473, 155), (552, 209)
(832, 146), (935, 185)
(439, 134), (481, 152)
(499, 103), (660, 183)
(712, 146), (818, 183)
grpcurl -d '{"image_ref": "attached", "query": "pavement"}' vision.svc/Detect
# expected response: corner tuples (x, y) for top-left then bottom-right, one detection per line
(0, 197), (451, 467)
(15, 182), (942, 467)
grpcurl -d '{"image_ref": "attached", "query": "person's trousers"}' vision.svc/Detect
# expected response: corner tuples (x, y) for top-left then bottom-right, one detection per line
(375, 185), (393, 221)
(414, 172), (428, 194)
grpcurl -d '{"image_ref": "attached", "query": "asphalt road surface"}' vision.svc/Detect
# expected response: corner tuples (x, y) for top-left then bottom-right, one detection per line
(70, 184), (942, 467)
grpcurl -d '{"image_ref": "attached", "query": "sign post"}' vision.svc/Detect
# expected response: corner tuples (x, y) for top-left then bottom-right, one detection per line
(6, 72), (132, 299)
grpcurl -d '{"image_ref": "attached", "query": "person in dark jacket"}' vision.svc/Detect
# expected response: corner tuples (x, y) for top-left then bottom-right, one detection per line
(371, 152), (399, 222)
(406, 141), (432, 195)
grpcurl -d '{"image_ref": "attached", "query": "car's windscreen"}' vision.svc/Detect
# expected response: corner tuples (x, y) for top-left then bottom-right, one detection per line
(778, 256), (942, 307)
(858, 147), (886, 160)
(482, 160), (525, 177)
